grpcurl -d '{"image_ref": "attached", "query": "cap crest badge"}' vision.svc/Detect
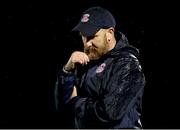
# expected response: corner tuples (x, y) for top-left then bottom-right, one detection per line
(81, 14), (90, 22)
(96, 63), (106, 73)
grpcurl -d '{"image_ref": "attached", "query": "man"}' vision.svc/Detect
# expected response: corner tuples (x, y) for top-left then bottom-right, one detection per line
(55, 6), (145, 129)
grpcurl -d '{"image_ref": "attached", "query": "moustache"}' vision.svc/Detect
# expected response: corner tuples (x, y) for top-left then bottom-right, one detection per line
(84, 46), (97, 52)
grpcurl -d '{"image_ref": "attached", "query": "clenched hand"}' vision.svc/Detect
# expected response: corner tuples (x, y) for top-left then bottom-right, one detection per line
(64, 51), (90, 72)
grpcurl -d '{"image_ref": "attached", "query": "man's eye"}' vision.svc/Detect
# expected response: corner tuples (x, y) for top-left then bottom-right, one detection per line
(86, 36), (95, 42)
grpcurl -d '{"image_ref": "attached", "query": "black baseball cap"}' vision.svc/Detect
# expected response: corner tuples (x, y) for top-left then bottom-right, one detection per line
(72, 6), (116, 36)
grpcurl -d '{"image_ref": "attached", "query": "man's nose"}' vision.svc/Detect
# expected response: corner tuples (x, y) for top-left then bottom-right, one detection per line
(86, 41), (92, 47)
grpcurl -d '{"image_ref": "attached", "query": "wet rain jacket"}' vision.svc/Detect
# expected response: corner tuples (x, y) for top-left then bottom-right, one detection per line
(55, 32), (146, 129)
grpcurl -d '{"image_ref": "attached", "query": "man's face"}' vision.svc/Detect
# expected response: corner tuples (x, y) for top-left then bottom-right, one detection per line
(81, 29), (109, 61)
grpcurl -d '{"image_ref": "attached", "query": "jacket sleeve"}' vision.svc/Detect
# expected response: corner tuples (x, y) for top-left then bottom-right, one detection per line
(54, 69), (76, 111)
(67, 55), (146, 126)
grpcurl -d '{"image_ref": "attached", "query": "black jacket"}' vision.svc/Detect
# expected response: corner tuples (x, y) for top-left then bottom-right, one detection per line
(55, 32), (146, 129)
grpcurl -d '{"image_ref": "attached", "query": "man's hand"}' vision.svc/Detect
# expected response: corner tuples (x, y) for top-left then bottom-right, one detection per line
(64, 51), (89, 72)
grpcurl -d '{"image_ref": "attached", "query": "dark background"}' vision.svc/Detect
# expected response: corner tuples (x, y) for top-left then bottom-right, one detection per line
(2, 0), (179, 128)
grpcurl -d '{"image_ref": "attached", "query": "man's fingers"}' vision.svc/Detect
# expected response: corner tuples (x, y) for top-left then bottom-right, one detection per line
(64, 51), (90, 72)
(81, 53), (90, 64)
(84, 53), (90, 63)
(72, 52), (89, 65)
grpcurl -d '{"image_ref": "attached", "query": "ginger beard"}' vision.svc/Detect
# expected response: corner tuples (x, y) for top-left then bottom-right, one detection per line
(84, 36), (109, 61)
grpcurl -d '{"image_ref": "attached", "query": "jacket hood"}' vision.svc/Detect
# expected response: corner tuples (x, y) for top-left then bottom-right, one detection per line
(108, 31), (139, 58)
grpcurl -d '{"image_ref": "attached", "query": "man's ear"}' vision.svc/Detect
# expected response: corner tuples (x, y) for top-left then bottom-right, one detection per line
(108, 27), (115, 34)
(106, 27), (115, 42)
